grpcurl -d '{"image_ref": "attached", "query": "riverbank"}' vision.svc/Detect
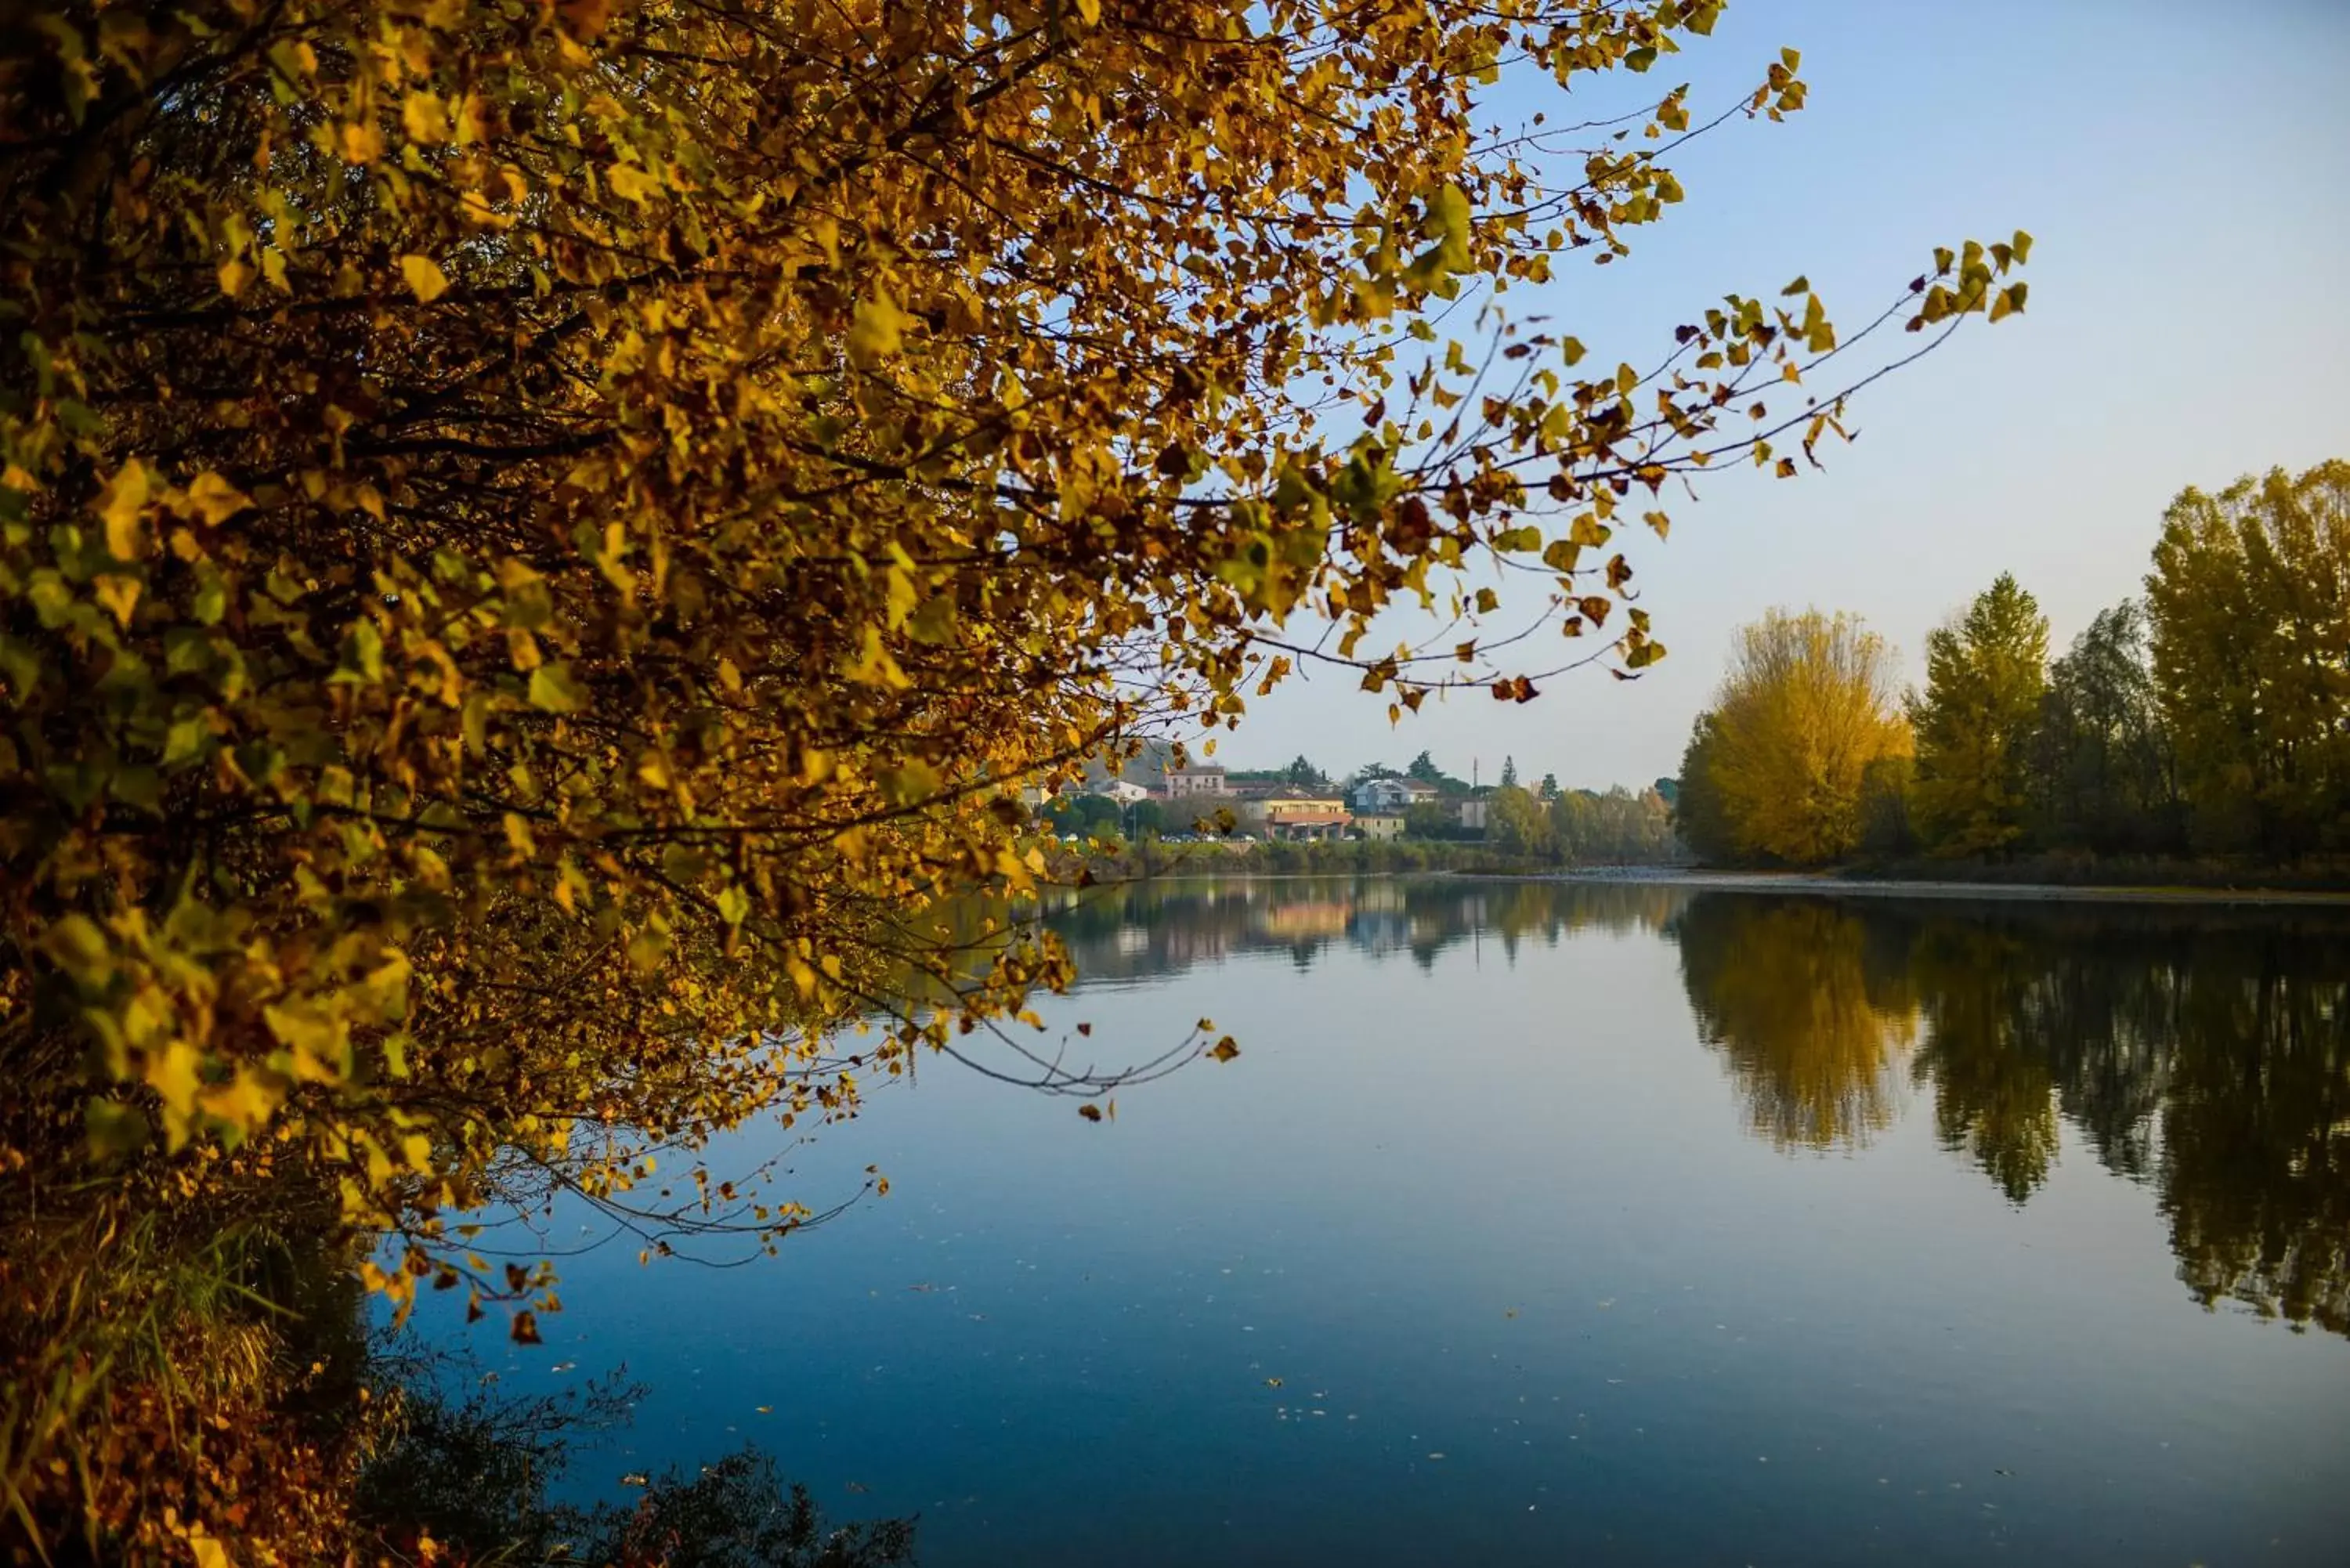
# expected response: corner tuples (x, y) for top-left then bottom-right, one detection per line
(1542, 865), (2350, 908)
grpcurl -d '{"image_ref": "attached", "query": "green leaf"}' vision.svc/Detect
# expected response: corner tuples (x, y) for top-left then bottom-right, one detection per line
(529, 663), (588, 714)
(85, 1099), (151, 1159)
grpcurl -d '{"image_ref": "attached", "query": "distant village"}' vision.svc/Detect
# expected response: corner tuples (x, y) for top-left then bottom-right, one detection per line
(1036, 746), (1680, 857)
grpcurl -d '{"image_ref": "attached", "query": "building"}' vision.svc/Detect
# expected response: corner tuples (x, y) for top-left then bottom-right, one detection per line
(1355, 813), (1405, 841)
(1092, 779), (1152, 806)
(1165, 764), (1228, 798)
(1350, 776), (1445, 814)
(1238, 792), (1353, 842)
(1457, 797), (1489, 833)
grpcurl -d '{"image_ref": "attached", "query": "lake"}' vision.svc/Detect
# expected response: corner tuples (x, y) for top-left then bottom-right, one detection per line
(449, 876), (2350, 1566)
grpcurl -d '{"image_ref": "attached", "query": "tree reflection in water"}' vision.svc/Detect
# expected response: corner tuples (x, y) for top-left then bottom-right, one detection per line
(1672, 897), (1918, 1151)
(1031, 876), (2348, 1340)
(1667, 892), (2350, 1338)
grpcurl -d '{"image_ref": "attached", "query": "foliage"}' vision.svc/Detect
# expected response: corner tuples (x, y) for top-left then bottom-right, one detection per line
(1910, 573), (2049, 856)
(1549, 784), (1676, 864)
(1855, 754), (1918, 858)
(1699, 609), (1911, 865)
(1283, 754), (1326, 788)
(1407, 751), (1448, 785)
(359, 1360), (916, 1566)
(1404, 800), (1470, 840)
(2024, 600), (2178, 854)
(0, 0), (2027, 1550)
(1668, 713), (1737, 864)
(2146, 461), (2350, 856)
(1499, 755), (1520, 789)
(1484, 782), (1549, 858)
(1046, 793), (1126, 837)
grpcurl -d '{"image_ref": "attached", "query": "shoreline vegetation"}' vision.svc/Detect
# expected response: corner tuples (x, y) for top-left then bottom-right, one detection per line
(1672, 464), (2350, 880)
(1542, 864), (2350, 907)
(1063, 844), (2350, 905)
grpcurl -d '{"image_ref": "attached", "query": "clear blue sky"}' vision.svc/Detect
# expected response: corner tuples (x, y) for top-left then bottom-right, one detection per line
(1217, 0), (2350, 789)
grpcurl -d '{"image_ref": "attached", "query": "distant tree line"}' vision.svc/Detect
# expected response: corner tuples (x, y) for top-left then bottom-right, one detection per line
(1676, 461), (2350, 866)
(1484, 782), (1678, 865)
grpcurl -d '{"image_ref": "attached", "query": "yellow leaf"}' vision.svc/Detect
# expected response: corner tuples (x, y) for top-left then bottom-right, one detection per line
(93, 574), (141, 627)
(401, 254), (450, 303)
(94, 457), (153, 559)
(606, 162), (662, 203)
(175, 471), (251, 526)
(848, 286), (918, 367)
(217, 257), (254, 298)
(402, 92), (450, 144)
(341, 119), (383, 164)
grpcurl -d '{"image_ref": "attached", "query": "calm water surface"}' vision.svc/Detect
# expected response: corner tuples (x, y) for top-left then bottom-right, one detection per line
(457, 877), (2350, 1566)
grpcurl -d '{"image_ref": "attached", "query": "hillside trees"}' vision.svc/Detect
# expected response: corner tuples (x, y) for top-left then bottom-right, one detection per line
(0, 0), (2030, 1551)
(1911, 573), (2049, 856)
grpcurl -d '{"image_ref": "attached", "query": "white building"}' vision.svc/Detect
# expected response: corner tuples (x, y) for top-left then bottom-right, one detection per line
(1093, 779), (1153, 806)
(1165, 765), (1228, 798)
(1352, 777), (1442, 815)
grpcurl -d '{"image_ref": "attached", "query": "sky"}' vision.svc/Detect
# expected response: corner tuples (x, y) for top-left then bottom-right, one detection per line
(1213, 0), (2350, 791)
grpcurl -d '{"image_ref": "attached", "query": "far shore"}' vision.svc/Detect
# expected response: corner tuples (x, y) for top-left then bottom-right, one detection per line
(1536, 865), (2350, 908)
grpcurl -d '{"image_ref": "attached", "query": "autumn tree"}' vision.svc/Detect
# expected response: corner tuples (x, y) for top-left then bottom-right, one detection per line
(1911, 573), (2049, 856)
(1701, 609), (1911, 864)
(0, 0), (2030, 1552)
(2146, 461), (2350, 855)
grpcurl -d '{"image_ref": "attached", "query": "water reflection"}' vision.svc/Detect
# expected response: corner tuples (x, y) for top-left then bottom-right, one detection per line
(1038, 877), (2350, 1338)
(1671, 896), (1918, 1151)
(1039, 875), (1681, 981)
